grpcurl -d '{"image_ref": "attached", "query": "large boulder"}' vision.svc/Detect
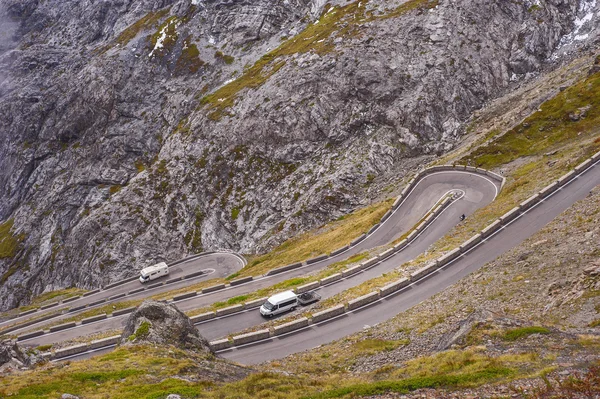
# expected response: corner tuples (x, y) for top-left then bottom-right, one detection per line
(120, 300), (212, 353)
(0, 339), (40, 373)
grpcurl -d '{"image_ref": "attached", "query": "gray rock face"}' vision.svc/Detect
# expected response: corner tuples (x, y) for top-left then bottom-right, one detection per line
(0, 0), (598, 310)
(0, 339), (41, 373)
(121, 300), (212, 352)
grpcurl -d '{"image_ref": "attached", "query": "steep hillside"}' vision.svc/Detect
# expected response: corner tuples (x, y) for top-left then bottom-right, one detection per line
(1, 37), (600, 399)
(0, 0), (598, 311)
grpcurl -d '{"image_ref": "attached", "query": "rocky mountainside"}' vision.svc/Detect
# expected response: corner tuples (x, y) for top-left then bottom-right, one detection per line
(0, 0), (599, 310)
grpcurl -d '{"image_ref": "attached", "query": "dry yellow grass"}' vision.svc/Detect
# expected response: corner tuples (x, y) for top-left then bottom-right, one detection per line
(240, 199), (393, 277)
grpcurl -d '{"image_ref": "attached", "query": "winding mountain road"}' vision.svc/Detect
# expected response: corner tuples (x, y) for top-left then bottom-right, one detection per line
(12, 170), (501, 346)
(220, 160), (600, 364)
(19, 158), (600, 365)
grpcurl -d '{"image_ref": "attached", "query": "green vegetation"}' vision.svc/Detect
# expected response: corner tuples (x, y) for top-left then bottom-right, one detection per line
(0, 219), (24, 259)
(134, 159), (146, 173)
(502, 326), (550, 341)
(310, 368), (513, 398)
(200, 56), (286, 120)
(176, 36), (205, 74)
(129, 321), (151, 341)
(200, 0), (437, 120)
(231, 207), (241, 220)
(24, 288), (87, 309)
(242, 198), (393, 277)
(12, 300), (142, 334)
(223, 295), (249, 306)
(461, 70), (600, 169)
(352, 339), (409, 355)
(323, 252), (369, 274)
(101, 8), (170, 51)
(224, 272), (240, 281)
(0, 345), (213, 399)
(149, 16), (180, 57)
(0, 343), (549, 399)
(35, 344), (53, 352)
(215, 51), (235, 65)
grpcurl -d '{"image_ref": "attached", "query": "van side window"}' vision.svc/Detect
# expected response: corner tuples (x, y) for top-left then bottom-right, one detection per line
(280, 299), (296, 307)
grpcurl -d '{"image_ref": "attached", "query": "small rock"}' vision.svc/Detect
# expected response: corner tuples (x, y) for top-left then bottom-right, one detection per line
(584, 265), (600, 276)
(62, 394), (79, 399)
(166, 395), (181, 399)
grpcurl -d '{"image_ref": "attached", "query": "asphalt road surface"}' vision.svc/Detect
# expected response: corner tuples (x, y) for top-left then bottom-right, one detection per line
(220, 160), (600, 364)
(0, 252), (244, 333)
(19, 170), (500, 346)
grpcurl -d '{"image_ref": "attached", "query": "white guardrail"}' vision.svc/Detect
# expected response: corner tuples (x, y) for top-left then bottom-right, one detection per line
(9, 164), (486, 344)
(205, 153), (599, 351)
(33, 153), (600, 359)
(1, 165), (496, 341)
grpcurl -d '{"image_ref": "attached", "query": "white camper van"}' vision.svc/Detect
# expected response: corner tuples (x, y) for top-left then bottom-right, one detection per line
(139, 262), (169, 283)
(260, 290), (298, 317)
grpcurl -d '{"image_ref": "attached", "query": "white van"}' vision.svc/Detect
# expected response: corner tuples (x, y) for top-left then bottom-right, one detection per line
(139, 262), (169, 283)
(260, 290), (298, 317)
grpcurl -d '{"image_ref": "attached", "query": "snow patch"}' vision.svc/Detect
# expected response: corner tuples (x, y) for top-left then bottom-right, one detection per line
(149, 25), (169, 58)
(558, 0), (597, 47)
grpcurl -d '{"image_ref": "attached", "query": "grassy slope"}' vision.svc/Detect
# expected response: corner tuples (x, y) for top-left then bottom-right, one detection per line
(4, 65), (600, 399)
(3, 11), (600, 399)
(11, 66), (600, 335)
(0, 342), (548, 399)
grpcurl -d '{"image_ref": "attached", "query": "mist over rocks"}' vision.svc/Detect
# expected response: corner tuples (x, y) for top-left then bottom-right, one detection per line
(0, 0), (598, 310)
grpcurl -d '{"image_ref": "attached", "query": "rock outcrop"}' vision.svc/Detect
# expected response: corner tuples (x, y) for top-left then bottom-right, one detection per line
(0, 0), (599, 310)
(120, 300), (212, 352)
(0, 339), (41, 373)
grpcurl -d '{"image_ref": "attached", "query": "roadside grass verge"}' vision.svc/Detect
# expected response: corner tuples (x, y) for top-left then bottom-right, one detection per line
(0, 287), (88, 327)
(23, 288), (89, 309)
(0, 310), (62, 337)
(240, 199), (393, 277)
(14, 300), (142, 336)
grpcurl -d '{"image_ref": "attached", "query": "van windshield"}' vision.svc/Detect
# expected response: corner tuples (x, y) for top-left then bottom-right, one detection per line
(263, 301), (275, 310)
(140, 274), (149, 280)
